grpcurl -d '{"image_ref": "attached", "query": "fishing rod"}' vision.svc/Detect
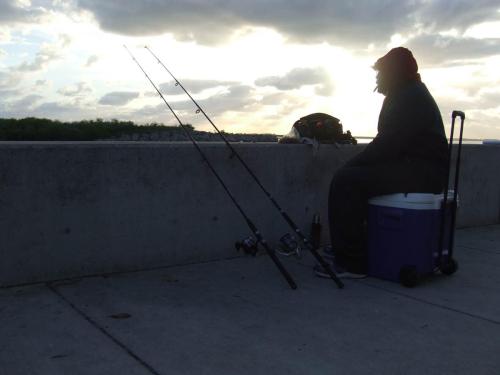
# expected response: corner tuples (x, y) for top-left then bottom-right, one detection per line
(145, 46), (344, 289)
(124, 45), (297, 290)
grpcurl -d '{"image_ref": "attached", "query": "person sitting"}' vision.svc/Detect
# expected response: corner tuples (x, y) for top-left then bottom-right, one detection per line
(315, 47), (448, 278)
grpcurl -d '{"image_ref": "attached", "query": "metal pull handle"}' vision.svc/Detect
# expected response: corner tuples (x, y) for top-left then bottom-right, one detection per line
(452, 110), (465, 120)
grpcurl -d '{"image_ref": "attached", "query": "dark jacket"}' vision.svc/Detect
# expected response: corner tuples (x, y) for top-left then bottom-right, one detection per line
(348, 80), (448, 172)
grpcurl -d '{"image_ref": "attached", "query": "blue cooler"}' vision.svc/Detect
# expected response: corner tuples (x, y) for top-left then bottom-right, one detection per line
(367, 112), (464, 285)
(367, 193), (449, 282)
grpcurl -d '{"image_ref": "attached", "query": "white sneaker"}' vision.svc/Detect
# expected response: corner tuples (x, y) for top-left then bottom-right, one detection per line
(313, 261), (367, 279)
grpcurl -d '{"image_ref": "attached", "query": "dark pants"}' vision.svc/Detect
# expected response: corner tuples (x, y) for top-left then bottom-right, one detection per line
(328, 158), (445, 273)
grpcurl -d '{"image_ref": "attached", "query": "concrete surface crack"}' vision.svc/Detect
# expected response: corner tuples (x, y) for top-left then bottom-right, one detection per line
(47, 284), (163, 375)
(360, 282), (500, 326)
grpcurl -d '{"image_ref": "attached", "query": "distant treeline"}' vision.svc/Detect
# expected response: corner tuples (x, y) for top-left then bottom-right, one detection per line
(0, 118), (193, 141)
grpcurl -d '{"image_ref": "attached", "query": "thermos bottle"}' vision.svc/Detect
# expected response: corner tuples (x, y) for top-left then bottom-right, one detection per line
(310, 213), (321, 250)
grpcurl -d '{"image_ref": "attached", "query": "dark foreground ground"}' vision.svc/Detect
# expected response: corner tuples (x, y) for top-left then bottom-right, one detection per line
(1, 225), (499, 375)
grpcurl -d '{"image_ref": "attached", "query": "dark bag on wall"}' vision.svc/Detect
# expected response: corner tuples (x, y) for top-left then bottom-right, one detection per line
(279, 113), (357, 144)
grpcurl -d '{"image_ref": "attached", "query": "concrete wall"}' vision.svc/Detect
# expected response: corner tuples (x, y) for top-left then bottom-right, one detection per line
(1, 142), (499, 286)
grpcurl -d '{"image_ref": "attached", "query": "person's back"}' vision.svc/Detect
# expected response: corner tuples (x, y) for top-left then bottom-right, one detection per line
(376, 80), (446, 163)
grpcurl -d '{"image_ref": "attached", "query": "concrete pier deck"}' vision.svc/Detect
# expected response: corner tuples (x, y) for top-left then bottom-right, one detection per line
(1, 225), (499, 375)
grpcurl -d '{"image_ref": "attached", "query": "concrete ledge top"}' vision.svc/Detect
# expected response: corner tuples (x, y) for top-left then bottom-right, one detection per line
(0, 141), (489, 149)
(0, 141), (320, 148)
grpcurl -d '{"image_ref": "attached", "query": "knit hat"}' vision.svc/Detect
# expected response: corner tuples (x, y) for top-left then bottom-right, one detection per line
(373, 47), (419, 81)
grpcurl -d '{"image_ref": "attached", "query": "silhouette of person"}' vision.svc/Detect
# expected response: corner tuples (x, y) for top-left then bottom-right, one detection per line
(316, 47), (448, 278)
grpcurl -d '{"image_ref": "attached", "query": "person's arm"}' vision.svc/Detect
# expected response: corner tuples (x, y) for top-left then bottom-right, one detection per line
(346, 89), (423, 167)
(346, 125), (414, 167)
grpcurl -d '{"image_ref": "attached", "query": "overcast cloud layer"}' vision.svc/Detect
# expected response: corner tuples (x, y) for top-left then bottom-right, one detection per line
(76, 0), (500, 47)
(0, 1), (45, 24)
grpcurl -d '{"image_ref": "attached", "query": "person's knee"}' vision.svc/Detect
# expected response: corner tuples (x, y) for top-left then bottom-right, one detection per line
(329, 167), (357, 200)
(332, 165), (366, 186)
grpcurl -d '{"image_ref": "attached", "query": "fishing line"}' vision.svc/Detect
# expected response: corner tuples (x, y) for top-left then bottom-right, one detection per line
(124, 45), (297, 290)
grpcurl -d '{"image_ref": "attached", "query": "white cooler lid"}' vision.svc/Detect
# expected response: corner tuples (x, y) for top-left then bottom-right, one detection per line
(368, 193), (442, 210)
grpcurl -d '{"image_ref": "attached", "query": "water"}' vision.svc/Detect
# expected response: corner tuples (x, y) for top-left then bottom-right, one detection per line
(354, 137), (487, 145)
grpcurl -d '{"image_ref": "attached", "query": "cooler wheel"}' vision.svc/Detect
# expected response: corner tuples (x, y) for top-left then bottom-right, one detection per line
(399, 266), (419, 288)
(440, 258), (458, 275)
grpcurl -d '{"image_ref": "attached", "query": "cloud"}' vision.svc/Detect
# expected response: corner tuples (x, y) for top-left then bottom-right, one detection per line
(0, 0), (46, 24)
(14, 34), (71, 72)
(30, 101), (81, 118)
(58, 82), (92, 97)
(0, 91), (20, 115)
(0, 67), (22, 95)
(130, 103), (165, 119)
(3, 98), (98, 122)
(193, 84), (258, 115)
(85, 54), (98, 67)
(258, 92), (309, 119)
(76, 1), (500, 47)
(435, 89), (500, 129)
(0, 70), (21, 89)
(99, 91), (139, 106)
(477, 91), (500, 110)
(16, 44), (60, 72)
(449, 109), (500, 139)
(59, 33), (72, 48)
(260, 92), (290, 106)
(407, 34), (500, 66)
(0, 0), (42, 24)
(136, 84), (259, 124)
(0, 27), (11, 43)
(6, 94), (44, 113)
(77, 0), (243, 45)
(255, 67), (334, 96)
(136, 83), (325, 129)
(415, 0), (500, 34)
(159, 79), (237, 95)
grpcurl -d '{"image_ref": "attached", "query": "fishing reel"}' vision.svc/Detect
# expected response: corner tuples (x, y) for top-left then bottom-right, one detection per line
(235, 236), (259, 256)
(276, 233), (301, 258)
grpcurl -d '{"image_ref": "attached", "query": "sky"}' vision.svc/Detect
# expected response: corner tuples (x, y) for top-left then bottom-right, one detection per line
(0, 0), (500, 139)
